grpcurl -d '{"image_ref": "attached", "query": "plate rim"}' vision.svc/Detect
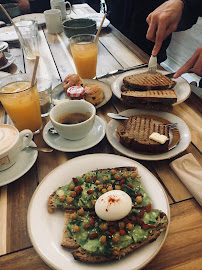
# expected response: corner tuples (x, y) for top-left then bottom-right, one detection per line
(13, 13), (46, 27)
(0, 52), (15, 70)
(27, 153), (170, 270)
(111, 68), (191, 106)
(42, 115), (106, 152)
(106, 109), (191, 161)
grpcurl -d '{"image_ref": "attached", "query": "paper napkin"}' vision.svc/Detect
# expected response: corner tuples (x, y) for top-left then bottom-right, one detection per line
(170, 153), (202, 207)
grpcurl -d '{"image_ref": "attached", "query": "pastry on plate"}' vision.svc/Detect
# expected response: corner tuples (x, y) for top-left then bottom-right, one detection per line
(84, 84), (104, 105)
(62, 74), (84, 92)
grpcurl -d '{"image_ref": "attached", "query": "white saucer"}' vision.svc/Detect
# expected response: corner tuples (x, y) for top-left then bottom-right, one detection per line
(13, 13), (46, 27)
(43, 116), (106, 152)
(0, 26), (18, 42)
(0, 52), (15, 70)
(0, 141), (38, 186)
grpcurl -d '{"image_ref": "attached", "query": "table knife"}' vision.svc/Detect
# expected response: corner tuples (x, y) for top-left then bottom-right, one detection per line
(165, 69), (193, 78)
(93, 63), (148, 79)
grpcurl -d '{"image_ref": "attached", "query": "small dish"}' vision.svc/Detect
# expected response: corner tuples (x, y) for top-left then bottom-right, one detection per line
(88, 13), (110, 28)
(13, 13), (46, 27)
(42, 115), (106, 152)
(106, 109), (191, 161)
(0, 52), (15, 70)
(0, 141), (38, 186)
(52, 79), (112, 109)
(63, 18), (96, 38)
(0, 26), (18, 42)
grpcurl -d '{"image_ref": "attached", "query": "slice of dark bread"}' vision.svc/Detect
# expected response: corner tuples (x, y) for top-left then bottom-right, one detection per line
(122, 72), (176, 90)
(118, 116), (169, 153)
(62, 210), (168, 263)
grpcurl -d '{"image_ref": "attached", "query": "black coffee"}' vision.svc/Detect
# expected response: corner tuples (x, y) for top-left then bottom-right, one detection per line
(57, 112), (91, 125)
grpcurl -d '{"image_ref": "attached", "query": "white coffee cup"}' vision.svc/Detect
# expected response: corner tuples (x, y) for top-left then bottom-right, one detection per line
(50, 0), (71, 20)
(50, 100), (96, 140)
(0, 124), (33, 171)
(44, 9), (63, 34)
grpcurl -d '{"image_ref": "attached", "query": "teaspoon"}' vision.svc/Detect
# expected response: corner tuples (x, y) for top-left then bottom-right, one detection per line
(107, 113), (129, 120)
(48, 127), (59, 135)
(26, 145), (53, 152)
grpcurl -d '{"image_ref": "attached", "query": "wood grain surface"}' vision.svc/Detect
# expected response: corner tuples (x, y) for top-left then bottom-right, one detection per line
(0, 3), (201, 270)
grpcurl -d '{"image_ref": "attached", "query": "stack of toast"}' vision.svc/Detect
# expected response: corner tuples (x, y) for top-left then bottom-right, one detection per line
(119, 116), (170, 153)
(121, 72), (177, 110)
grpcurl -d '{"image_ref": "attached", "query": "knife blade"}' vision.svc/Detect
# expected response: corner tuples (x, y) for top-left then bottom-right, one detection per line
(93, 63), (148, 79)
(165, 68), (193, 78)
(148, 55), (157, 74)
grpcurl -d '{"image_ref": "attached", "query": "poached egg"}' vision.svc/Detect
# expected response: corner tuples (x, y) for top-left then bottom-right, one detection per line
(95, 190), (132, 221)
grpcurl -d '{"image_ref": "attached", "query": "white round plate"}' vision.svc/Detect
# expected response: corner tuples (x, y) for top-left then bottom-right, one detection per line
(0, 141), (38, 186)
(88, 13), (110, 28)
(27, 153), (170, 270)
(52, 79), (112, 109)
(111, 68), (191, 106)
(0, 52), (15, 70)
(0, 26), (18, 42)
(43, 116), (106, 152)
(13, 13), (46, 27)
(0, 70), (10, 78)
(106, 109), (191, 161)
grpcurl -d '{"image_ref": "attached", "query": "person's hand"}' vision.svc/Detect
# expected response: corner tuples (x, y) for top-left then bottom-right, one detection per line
(174, 47), (202, 78)
(146, 0), (184, 56)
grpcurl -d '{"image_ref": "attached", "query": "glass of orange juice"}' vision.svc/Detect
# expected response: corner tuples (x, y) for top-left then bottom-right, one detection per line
(0, 73), (42, 133)
(70, 34), (98, 79)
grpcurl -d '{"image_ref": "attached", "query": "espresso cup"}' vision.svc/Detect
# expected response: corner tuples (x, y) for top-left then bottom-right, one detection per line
(50, 100), (96, 140)
(50, 0), (71, 20)
(0, 124), (33, 171)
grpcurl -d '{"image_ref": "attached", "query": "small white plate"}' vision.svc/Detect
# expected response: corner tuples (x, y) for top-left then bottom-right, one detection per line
(0, 141), (38, 186)
(52, 79), (112, 109)
(43, 116), (106, 152)
(0, 52), (15, 70)
(13, 13), (46, 27)
(106, 109), (191, 161)
(0, 26), (18, 42)
(88, 13), (110, 28)
(0, 70), (10, 78)
(27, 153), (170, 270)
(111, 68), (191, 106)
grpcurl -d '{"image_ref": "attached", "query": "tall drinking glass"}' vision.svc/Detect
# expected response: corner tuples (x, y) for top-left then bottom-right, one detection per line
(0, 74), (42, 133)
(70, 34), (98, 79)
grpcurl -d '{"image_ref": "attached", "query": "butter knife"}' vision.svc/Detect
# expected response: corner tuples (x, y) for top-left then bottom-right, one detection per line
(93, 63), (148, 79)
(148, 55), (157, 74)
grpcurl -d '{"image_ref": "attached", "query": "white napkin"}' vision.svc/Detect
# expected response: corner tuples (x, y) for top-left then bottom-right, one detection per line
(170, 153), (202, 207)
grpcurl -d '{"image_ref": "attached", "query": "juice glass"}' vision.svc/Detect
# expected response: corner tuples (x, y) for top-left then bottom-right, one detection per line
(0, 74), (42, 133)
(70, 34), (98, 79)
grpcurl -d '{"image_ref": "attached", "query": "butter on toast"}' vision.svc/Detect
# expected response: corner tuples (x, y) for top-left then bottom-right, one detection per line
(62, 209), (168, 263)
(122, 72), (176, 91)
(119, 116), (170, 153)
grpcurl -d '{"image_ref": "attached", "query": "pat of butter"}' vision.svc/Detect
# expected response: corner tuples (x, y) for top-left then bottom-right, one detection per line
(53, 99), (69, 106)
(149, 132), (168, 144)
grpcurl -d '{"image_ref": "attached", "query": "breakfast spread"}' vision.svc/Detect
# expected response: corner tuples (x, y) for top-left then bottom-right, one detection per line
(118, 116), (170, 153)
(47, 166), (168, 263)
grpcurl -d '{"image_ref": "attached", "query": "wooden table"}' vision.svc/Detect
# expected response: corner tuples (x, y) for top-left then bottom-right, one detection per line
(0, 4), (202, 270)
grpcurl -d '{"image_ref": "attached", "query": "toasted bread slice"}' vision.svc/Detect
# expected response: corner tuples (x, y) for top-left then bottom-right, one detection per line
(62, 210), (168, 263)
(122, 72), (176, 90)
(119, 116), (169, 153)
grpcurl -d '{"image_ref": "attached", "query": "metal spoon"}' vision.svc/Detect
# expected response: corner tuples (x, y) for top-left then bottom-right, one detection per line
(107, 113), (129, 120)
(48, 127), (59, 135)
(26, 145), (53, 152)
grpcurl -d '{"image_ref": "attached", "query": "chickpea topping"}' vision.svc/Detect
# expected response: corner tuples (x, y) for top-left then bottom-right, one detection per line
(77, 208), (84, 216)
(122, 172), (128, 178)
(48, 207), (54, 214)
(113, 246), (120, 251)
(136, 196), (143, 203)
(92, 200), (96, 206)
(100, 223), (108, 231)
(73, 225), (80, 232)
(114, 174), (121, 180)
(126, 223), (133, 231)
(101, 188), (107, 194)
(97, 184), (103, 191)
(118, 221), (125, 229)
(95, 180), (100, 185)
(115, 185), (121, 190)
(130, 172), (137, 179)
(86, 175), (92, 182)
(59, 194), (66, 202)
(112, 233), (120, 243)
(69, 191), (76, 198)
(103, 176), (108, 182)
(99, 235), (107, 245)
(107, 185), (113, 191)
(67, 196), (74, 204)
(111, 169), (116, 175)
(112, 250), (119, 256)
(69, 183), (75, 190)
(70, 213), (77, 220)
(111, 180), (115, 184)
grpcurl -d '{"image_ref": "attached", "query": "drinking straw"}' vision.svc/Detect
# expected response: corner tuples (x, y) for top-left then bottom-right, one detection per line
(31, 56), (40, 87)
(0, 4), (32, 52)
(94, 13), (107, 43)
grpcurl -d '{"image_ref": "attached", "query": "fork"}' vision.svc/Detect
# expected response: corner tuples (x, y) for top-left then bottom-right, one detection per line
(148, 55), (157, 74)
